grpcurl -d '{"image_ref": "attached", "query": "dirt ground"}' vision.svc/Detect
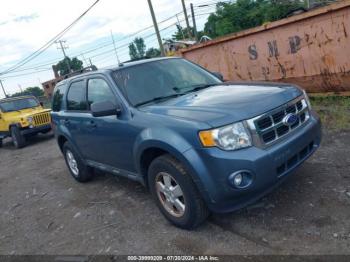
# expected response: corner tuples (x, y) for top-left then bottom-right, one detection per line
(0, 129), (349, 255)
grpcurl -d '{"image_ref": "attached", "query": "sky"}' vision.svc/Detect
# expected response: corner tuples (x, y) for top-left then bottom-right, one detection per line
(0, 0), (217, 98)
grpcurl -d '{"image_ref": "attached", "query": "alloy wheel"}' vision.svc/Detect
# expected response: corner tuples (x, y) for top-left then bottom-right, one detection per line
(66, 150), (79, 176)
(155, 172), (186, 217)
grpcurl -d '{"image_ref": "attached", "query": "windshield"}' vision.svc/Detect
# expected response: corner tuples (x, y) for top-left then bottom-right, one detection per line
(113, 58), (222, 106)
(0, 98), (39, 112)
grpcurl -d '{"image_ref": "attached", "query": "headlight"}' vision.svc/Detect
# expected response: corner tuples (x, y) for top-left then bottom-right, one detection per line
(303, 90), (312, 109)
(199, 122), (252, 151)
(27, 117), (33, 124)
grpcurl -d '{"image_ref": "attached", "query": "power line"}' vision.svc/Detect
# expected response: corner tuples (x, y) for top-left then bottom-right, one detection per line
(2, 9), (185, 75)
(1, 4), (196, 79)
(0, 0), (101, 76)
(1, 19), (184, 80)
(2, 11), (191, 72)
(1, 69), (52, 80)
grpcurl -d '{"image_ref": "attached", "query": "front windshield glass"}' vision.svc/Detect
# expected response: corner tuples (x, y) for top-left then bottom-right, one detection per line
(113, 58), (222, 106)
(0, 98), (39, 112)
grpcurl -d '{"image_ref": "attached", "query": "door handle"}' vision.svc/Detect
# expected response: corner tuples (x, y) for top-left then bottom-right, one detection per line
(87, 121), (97, 129)
(63, 119), (71, 126)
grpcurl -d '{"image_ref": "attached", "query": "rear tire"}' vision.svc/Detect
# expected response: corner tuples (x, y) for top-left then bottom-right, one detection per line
(11, 126), (26, 149)
(0, 138), (3, 148)
(148, 154), (209, 229)
(62, 141), (93, 183)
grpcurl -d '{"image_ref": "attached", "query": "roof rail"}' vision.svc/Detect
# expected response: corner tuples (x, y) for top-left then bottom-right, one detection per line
(62, 65), (98, 79)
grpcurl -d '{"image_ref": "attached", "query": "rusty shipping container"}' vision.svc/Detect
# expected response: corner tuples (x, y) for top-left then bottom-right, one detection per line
(180, 1), (350, 92)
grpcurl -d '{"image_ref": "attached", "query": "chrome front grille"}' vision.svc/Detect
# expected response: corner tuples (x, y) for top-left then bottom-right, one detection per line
(246, 97), (310, 147)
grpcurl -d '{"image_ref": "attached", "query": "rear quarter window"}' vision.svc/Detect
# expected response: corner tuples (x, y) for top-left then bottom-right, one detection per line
(52, 84), (67, 112)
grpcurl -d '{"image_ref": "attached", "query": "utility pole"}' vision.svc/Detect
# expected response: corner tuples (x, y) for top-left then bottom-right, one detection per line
(176, 14), (185, 40)
(190, 3), (198, 41)
(110, 30), (121, 64)
(147, 0), (165, 56)
(305, 0), (310, 9)
(55, 40), (72, 73)
(181, 0), (192, 39)
(0, 79), (8, 98)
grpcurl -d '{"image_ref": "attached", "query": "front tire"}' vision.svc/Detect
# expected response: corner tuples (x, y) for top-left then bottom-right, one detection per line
(148, 154), (209, 229)
(62, 141), (93, 183)
(11, 126), (26, 149)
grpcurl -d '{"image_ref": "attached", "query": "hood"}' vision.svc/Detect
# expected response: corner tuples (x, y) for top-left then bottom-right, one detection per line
(2, 107), (51, 121)
(141, 83), (302, 127)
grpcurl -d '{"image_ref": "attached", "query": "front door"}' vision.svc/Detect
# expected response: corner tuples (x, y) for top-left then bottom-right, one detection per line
(83, 77), (136, 172)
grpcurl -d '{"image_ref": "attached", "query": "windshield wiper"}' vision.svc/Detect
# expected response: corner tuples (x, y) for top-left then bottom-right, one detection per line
(182, 83), (220, 94)
(134, 93), (184, 107)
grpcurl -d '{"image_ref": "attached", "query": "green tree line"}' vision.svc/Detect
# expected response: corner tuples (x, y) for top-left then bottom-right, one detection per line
(204, 0), (304, 38)
(11, 86), (44, 98)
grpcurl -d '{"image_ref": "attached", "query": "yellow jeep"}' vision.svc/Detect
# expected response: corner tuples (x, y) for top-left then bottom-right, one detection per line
(0, 96), (52, 148)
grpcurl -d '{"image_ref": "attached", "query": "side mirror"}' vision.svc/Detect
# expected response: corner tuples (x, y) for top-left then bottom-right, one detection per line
(91, 100), (121, 117)
(212, 72), (224, 81)
(40, 102), (44, 107)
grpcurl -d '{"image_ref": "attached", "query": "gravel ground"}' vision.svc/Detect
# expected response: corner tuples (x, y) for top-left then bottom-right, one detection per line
(0, 129), (349, 255)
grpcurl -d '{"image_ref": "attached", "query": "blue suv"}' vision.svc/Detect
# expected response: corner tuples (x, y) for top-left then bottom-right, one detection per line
(51, 57), (321, 229)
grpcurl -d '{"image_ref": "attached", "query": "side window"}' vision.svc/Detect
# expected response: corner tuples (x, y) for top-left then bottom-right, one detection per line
(87, 78), (115, 108)
(52, 84), (67, 112)
(67, 81), (87, 111)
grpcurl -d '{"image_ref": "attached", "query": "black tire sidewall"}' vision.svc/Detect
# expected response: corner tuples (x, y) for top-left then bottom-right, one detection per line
(148, 156), (205, 229)
(10, 126), (25, 149)
(62, 141), (92, 183)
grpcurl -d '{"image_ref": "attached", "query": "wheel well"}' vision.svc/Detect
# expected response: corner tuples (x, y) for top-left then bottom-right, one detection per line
(57, 135), (68, 152)
(8, 124), (20, 135)
(140, 147), (168, 187)
(9, 124), (19, 130)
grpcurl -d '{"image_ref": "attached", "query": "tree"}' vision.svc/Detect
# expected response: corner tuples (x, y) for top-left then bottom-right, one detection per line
(128, 37), (146, 60)
(11, 86), (44, 98)
(145, 48), (161, 58)
(204, 0), (304, 38)
(56, 57), (83, 76)
(172, 25), (192, 40)
(172, 25), (204, 41)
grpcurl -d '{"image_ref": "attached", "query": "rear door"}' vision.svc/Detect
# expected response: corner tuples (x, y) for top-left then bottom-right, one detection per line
(62, 79), (92, 154)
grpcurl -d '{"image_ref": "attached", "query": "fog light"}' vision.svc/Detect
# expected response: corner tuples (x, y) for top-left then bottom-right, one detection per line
(234, 174), (243, 186)
(228, 170), (254, 189)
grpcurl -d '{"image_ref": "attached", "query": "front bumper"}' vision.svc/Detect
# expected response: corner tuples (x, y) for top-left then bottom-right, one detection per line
(20, 124), (51, 135)
(184, 111), (322, 213)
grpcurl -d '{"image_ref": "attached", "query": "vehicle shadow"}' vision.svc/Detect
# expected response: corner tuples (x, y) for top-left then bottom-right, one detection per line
(91, 161), (306, 230)
(1, 132), (54, 150)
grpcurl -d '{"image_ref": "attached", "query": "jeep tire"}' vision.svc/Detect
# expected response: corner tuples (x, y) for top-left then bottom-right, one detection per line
(148, 154), (209, 229)
(10, 126), (26, 149)
(62, 141), (93, 183)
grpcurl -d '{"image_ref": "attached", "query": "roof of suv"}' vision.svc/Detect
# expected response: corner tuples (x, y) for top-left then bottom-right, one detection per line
(58, 57), (179, 86)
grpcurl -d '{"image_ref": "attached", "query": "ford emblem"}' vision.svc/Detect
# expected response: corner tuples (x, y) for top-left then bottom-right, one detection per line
(283, 113), (298, 126)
